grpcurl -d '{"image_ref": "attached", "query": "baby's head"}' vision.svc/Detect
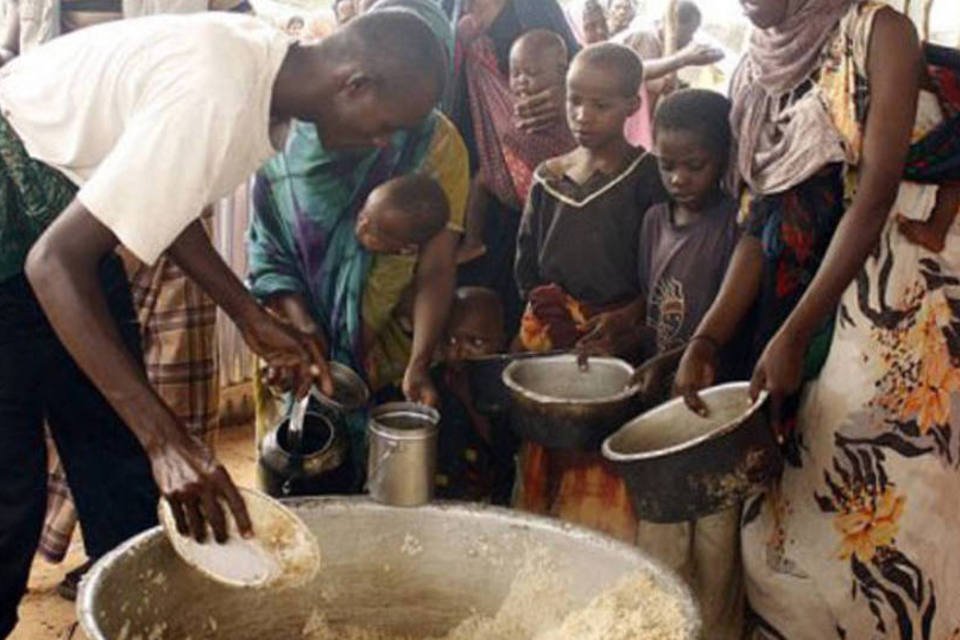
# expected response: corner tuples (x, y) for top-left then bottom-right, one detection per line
(509, 29), (568, 99)
(334, 0), (357, 25)
(356, 175), (450, 255)
(444, 287), (505, 362)
(581, 0), (610, 45)
(653, 89), (731, 211)
(566, 43), (642, 149)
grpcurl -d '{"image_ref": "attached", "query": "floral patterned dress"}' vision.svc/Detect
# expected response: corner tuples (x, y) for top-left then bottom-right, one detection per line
(742, 4), (960, 638)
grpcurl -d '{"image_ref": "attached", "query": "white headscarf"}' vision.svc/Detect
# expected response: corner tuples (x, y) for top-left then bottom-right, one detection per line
(730, 0), (857, 194)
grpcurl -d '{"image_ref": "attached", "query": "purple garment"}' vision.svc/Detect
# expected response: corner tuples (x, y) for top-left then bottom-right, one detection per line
(638, 197), (739, 354)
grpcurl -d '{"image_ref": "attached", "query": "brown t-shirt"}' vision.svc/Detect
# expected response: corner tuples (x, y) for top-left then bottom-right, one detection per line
(638, 197), (740, 354)
(515, 150), (667, 307)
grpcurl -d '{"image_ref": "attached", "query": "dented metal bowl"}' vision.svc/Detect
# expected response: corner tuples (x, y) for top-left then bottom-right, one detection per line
(502, 355), (641, 450)
(603, 382), (782, 523)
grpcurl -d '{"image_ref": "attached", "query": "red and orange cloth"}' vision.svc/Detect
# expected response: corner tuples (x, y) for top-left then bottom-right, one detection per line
(514, 283), (638, 542)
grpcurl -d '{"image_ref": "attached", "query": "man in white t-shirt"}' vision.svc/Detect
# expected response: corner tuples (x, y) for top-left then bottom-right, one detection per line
(0, 9), (446, 637)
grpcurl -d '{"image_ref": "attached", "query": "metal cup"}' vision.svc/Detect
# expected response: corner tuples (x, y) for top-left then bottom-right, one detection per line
(366, 402), (440, 507)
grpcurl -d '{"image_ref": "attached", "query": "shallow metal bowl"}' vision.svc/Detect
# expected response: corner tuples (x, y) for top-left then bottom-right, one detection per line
(78, 498), (700, 639)
(464, 351), (564, 415)
(502, 355), (640, 450)
(603, 382), (782, 523)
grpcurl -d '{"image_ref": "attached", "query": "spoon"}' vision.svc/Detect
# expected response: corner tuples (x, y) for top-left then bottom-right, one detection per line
(287, 393), (310, 455)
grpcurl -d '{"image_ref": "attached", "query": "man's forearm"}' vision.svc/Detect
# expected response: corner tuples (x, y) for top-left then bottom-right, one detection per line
(167, 219), (265, 332)
(26, 203), (180, 452)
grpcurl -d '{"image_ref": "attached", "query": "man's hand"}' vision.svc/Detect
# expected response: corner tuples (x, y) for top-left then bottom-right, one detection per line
(242, 310), (333, 397)
(151, 429), (252, 543)
(403, 363), (440, 407)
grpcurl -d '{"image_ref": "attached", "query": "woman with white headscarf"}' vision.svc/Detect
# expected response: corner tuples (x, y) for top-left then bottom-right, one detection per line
(673, 0), (960, 635)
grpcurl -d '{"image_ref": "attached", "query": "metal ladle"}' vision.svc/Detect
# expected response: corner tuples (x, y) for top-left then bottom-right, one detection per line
(287, 393), (311, 455)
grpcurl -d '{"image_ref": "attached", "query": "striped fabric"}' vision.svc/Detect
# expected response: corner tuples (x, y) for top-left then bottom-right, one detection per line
(39, 226), (219, 563)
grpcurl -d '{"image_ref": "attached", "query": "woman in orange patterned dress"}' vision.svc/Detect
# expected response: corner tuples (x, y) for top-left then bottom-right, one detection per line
(674, 0), (960, 636)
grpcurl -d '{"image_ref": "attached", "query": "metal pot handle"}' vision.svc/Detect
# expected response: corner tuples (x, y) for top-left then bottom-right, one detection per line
(367, 439), (400, 487)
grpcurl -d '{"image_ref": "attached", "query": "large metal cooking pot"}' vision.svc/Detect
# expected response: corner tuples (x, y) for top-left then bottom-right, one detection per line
(502, 355), (640, 450)
(602, 382), (782, 523)
(78, 498), (700, 639)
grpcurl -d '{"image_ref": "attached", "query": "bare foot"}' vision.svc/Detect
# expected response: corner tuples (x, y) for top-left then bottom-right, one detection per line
(456, 243), (487, 265)
(898, 215), (946, 253)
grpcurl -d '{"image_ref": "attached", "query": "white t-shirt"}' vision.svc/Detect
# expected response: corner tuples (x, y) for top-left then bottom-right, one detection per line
(0, 13), (290, 265)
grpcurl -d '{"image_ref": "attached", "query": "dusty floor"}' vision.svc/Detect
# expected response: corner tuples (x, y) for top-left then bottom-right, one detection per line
(10, 422), (259, 640)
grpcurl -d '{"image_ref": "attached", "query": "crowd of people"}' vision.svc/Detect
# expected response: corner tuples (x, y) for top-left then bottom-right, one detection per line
(0, 0), (958, 638)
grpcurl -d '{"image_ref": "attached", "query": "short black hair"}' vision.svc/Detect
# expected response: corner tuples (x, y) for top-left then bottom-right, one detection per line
(335, 10), (448, 100)
(378, 174), (450, 246)
(571, 42), (643, 97)
(677, 0), (702, 28)
(654, 89), (731, 167)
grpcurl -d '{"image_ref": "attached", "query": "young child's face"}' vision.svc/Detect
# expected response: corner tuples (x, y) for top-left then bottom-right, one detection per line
(509, 47), (564, 99)
(654, 128), (722, 212)
(355, 191), (419, 256)
(582, 14), (610, 45)
(444, 307), (504, 362)
(566, 61), (639, 150)
(609, 0), (637, 33)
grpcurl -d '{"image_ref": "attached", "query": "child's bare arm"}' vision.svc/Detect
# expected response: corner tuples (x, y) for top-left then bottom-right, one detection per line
(405, 228), (458, 405)
(458, 175), (489, 264)
(898, 181), (960, 254)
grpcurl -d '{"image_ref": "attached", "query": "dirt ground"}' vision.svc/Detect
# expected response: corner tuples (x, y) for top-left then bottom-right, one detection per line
(10, 422), (259, 640)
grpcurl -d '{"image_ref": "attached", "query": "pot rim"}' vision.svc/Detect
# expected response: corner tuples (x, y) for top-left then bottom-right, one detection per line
(369, 402), (440, 440)
(601, 382), (769, 463)
(463, 349), (569, 366)
(78, 497), (702, 640)
(260, 413), (341, 462)
(501, 355), (639, 406)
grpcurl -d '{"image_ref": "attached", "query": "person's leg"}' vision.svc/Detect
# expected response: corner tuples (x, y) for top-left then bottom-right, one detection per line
(0, 275), (50, 639)
(42, 257), (159, 561)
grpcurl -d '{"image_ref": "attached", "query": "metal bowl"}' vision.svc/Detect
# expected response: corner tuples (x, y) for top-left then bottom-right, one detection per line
(78, 498), (700, 639)
(502, 355), (640, 451)
(312, 362), (370, 413)
(602, 382), (782, 523)
(464, 351), (563, 415)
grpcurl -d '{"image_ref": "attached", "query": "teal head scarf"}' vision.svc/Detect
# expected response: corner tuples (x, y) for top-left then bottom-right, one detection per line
(248, 1), (451, 375)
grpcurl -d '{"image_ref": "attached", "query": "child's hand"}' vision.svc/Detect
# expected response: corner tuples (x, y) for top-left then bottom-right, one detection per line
(673, 337), (719, 417)
(576, 309), (642, 359)
(680, 42), (725, 68)
(403, 363), (440, 407)
(631, 346), (684, 406)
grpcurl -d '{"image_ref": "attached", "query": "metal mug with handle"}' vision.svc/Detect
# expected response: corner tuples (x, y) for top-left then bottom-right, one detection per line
(366, 403), (440, 507)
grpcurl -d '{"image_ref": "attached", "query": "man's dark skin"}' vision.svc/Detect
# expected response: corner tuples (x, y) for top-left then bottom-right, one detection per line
(21, 11), (444, 544)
